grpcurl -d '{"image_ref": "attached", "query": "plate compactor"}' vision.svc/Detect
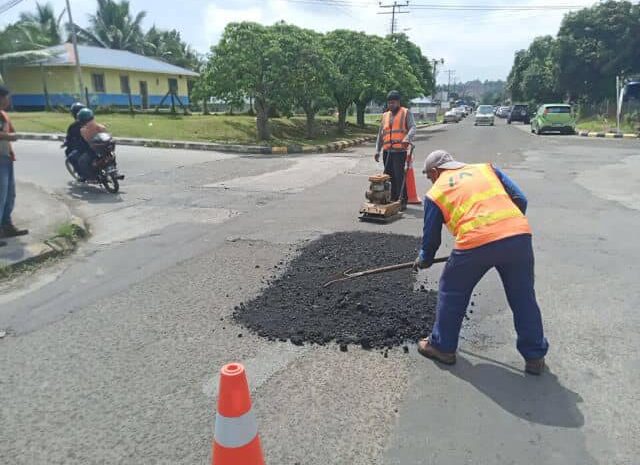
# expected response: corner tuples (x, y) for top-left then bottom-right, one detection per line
(359, 173), (402, 222)
(359, 143), (414, 223)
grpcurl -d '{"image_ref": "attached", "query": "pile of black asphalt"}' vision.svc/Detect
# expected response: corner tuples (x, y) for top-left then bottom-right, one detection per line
(234, 232), (440, 350)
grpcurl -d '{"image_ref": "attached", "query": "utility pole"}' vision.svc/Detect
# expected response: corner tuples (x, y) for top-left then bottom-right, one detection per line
(445, 69), (455, 100)
(65, 0), (87, 105)
(378, 1), (410, 35)
(431, 58), (444, 99)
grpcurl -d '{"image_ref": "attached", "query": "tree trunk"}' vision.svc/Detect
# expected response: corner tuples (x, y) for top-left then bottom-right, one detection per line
(356, 101), (367, 127)
(203, 98), (210, 115)
(337, 106), (348, 134)
(255, 97), (271, 141)
(304, 105), (316, 139)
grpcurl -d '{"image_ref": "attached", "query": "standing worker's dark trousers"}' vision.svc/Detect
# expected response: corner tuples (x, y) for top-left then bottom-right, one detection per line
(383, 150), (407, 205)
(429, 234), (549, 360)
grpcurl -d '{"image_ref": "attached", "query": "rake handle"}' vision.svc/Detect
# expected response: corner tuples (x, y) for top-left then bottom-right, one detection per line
(346, 256), (448, 279)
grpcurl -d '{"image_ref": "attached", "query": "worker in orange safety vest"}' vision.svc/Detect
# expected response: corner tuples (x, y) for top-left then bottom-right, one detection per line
(413, 149), (549, 375)
(374, 90), (416, 209)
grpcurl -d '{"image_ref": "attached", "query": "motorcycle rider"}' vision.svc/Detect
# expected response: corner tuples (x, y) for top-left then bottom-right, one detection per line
(75, 108), (106, 181)
(65, 102), (88, 174)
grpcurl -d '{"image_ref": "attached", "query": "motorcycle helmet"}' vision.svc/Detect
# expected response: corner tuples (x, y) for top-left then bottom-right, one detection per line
(76, 108), (94, 123)
(70, 102), (85, 118)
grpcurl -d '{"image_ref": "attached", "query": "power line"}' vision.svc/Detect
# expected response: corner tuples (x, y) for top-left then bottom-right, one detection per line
(283, 0), (587, 12)
(0, 0), (25, 15)
(378, 1), (410, 35)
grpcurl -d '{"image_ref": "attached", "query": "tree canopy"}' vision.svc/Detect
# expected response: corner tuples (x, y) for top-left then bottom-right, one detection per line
(507, 0), (640, 105)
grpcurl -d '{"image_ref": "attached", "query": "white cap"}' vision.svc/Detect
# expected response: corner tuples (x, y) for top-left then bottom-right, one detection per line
(423, 150), (466, 174)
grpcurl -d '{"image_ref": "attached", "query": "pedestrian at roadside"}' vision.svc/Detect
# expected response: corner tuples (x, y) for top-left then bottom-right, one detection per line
(374, 90), (416, 209)
(413, 149), (548, 375)
(0, 85), (28, 246)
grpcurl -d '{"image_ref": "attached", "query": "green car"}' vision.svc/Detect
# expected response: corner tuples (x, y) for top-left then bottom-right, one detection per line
(531, 104), (576, 135)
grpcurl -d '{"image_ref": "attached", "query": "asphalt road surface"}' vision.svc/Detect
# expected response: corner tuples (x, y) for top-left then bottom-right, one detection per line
(1, 117), (638, 464)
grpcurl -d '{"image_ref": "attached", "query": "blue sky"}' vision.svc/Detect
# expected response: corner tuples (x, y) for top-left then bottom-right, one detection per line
(1, 0), (597, 82)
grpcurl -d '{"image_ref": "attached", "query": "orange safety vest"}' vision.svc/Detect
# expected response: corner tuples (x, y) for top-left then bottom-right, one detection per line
(427, 163), (531, 250)
(381, 107), (408, 151)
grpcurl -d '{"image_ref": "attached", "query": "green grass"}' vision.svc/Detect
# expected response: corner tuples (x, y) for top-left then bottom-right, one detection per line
(577, 116), (637, 134)
(10, 112), (378, 146)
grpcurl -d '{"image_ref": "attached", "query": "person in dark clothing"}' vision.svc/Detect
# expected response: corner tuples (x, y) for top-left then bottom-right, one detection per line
(65, 102), (88, 174)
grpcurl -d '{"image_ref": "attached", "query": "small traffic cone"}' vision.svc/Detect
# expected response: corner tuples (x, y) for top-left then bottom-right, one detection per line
(405, 159), (422, 205)
(212, 363), (265, 465)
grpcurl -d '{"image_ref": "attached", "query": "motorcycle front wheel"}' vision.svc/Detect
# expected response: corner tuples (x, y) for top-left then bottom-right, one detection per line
(65, 159), (80, 180)
(101, 173), (120, 193)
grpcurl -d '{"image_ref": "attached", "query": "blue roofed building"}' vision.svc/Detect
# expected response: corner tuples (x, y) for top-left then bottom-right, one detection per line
(4, 43), (198, 110)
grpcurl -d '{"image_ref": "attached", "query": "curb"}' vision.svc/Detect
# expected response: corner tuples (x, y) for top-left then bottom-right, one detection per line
(0, 215), (88, 275)
(15, 132), (378, 155)
(577, 131), (639, 139)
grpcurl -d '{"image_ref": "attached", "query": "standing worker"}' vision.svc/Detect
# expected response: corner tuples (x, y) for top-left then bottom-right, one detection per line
(413, 150), (548, 375)
(0, 85), (28, 245)
(374, 90), (416, 209)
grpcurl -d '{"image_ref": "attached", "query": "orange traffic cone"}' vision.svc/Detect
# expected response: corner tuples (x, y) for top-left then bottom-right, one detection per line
(212, 363), (265, 465)
(405, 159), (422, 205)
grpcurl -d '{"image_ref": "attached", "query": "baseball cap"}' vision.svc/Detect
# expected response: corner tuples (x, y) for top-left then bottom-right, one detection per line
(423, 150), (466, 173)
(0, 85), (10, 97)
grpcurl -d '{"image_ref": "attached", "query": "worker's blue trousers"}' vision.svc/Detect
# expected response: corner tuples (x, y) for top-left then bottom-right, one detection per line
(429, 234), (549, 360)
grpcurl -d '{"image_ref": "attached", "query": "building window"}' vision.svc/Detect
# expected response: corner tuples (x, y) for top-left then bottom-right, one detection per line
(92, 73), (106, 93)
(168, 78), (178, 93)
(120, 75), (130, 94)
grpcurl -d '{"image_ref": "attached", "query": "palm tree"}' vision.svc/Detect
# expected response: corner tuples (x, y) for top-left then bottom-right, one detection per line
(75, 0), (146, 52)
(143, 26), (199, 69)
(18, 2), (65, 47)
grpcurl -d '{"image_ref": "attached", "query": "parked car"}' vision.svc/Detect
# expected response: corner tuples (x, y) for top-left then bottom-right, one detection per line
(444, 109), (460, 123)
(474, 105), (495, 126)
(496, 106), (511, 118)
(531, 104), (576, 135)
(507, 104), (530, 124)
(453, 107), (466, 119)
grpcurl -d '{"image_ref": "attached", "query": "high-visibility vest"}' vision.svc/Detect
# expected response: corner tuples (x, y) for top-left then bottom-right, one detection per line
(427, 163), (531, 250)
(381, 107), (408, 151)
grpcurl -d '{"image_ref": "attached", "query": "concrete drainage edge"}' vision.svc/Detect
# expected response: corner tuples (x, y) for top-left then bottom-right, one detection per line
(2, 215), (88, 274)
(15, 132), (378, 155)
(577, 131), (639, 139)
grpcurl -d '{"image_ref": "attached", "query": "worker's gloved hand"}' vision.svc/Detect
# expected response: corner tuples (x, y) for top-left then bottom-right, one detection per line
(413, 255), (431, 271)
(374, 152), (380, 163)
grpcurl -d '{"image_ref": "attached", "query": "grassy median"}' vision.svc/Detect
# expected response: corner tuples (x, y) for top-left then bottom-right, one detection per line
(577, 116), (637, 134)
(9, 112), (378, 146)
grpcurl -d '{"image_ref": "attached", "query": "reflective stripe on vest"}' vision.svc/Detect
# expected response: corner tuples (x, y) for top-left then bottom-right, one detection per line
(214, 409), (258, 448)
(382, 107), (408, 151)
(427, 163), (531, 249)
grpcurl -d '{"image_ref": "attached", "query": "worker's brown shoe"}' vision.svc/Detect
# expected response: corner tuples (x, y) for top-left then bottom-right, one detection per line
(417, 338), (456, 365)
(525, 358), (545, 375)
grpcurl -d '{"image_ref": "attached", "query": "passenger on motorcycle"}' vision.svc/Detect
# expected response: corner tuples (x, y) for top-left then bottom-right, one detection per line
(65, 102), (89, 173)
(75, 108), (106, 181)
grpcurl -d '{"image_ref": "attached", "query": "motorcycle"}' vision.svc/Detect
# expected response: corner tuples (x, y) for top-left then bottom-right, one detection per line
(63, 132), (125, 193)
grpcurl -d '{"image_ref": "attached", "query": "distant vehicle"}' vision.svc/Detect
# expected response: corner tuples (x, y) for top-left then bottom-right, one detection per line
(507, 104), (530, 124)
(453, 107), (466, 119)
(474, 105), (495, 126)
(496, 106), (511, 118)
(531, 104), (576, 135)
(444, 109), (460, 123)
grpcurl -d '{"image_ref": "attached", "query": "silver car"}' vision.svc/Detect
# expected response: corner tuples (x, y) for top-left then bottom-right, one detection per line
(474, 105), (495, 126)
(443, 109), (460, 123)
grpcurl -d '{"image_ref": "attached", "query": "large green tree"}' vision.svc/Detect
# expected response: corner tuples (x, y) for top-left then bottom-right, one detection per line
(75, 0), (146, 52)
(205, 22), (293, 140)
(271, 23), (335, 138)
(388, 33), (434, 96)
(17, 2), (64, 48)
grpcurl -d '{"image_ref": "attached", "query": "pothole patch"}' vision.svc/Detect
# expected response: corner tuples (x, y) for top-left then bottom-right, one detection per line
(234, 232), (438, 349)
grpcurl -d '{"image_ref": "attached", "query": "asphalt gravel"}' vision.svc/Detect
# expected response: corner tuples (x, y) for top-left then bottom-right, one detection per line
(234, 232), (438, 349)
